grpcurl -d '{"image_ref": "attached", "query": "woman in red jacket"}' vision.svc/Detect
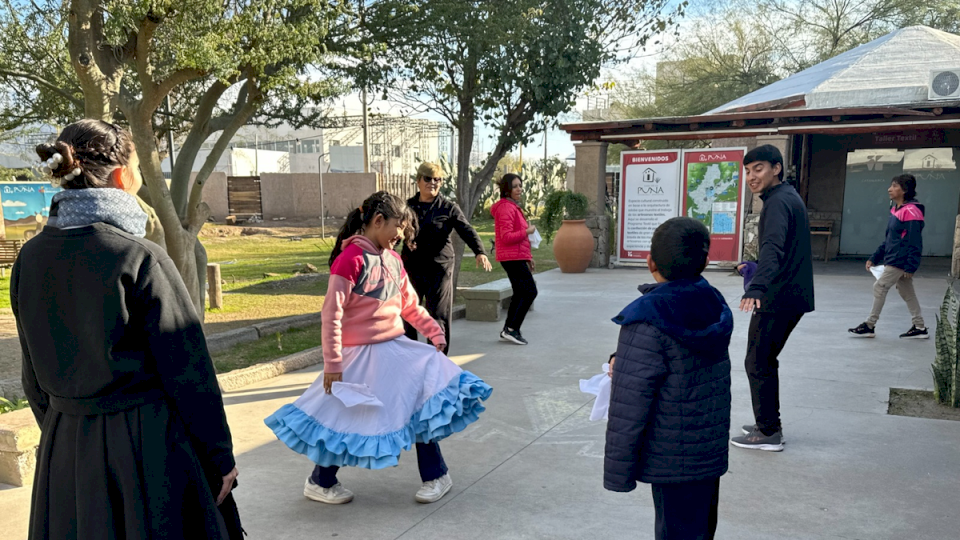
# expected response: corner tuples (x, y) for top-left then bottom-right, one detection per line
(491, 173), (538, 345)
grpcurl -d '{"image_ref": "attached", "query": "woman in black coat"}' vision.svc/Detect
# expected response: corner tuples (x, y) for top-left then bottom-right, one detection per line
(402, 162), (491, 353)
(15, 120), (240, 539)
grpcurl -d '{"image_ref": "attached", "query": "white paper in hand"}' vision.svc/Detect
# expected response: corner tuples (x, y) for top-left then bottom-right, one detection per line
(579, 364), (612, 421)
(870, 265), (885, 280)
(528, 228), (542, 250)
(331, 382), (384, 408)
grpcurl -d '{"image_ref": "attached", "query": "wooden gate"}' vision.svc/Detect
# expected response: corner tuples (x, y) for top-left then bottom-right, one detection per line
(227, 176), (262, 219)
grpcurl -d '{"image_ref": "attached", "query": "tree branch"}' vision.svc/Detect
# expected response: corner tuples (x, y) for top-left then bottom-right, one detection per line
(0, 69), (83, 108)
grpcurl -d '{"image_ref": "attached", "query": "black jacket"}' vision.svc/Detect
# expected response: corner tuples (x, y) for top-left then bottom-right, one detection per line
(743, 183), (815, 314)
(604, 278), (732, 490)
(870, 199), (925, 274)
(401, 194), (485, 267)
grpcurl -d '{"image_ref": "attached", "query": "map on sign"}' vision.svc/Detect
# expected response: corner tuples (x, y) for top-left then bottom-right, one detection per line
(685, 161), (739, 234)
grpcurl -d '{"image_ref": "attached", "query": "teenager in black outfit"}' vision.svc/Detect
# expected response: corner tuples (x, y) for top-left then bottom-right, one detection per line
(731, 145), (815, 452)
(402, 162), (491, 354)
(15, 120), (241, 539)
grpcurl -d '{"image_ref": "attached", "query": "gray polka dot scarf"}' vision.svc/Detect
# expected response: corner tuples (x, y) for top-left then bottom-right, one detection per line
(49, 188), (148, 238)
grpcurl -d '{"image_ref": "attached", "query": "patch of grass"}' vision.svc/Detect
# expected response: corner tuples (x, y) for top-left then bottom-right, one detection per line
(0, 275), (10, 309)
(211, 323), (323, 373)
(203, 234), (333, 285)
(0, 396), (30, 414)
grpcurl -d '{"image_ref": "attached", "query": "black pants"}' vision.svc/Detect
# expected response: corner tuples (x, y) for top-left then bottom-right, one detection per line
(651, 478), (720, 540)
(403, 261), (453, 354)
(501, 260), (538, 331)
(745, 311), (804, 435)
(311, 442), (448, 488)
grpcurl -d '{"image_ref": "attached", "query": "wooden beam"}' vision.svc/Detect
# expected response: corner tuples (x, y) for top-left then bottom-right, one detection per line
(934, 107), (944, 115)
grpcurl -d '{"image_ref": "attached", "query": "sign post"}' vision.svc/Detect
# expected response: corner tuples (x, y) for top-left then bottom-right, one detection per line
(617, 150), (682, 264)
(680, 148), (747, 265)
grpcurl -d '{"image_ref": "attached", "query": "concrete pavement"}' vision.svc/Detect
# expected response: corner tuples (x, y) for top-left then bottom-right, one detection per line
(3, 260), (959, 539)
(224, 260), (958, 540)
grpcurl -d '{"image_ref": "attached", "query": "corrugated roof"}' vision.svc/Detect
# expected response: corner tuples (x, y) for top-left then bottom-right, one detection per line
(709, 26), (960, 114)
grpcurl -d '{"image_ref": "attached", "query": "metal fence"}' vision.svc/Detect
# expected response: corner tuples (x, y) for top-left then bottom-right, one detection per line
(378, 173), (417, 200)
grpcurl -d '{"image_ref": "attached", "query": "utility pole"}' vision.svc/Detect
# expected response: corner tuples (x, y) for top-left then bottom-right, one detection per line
(362, 88), (370, 173)
(543, 129), (548, 186)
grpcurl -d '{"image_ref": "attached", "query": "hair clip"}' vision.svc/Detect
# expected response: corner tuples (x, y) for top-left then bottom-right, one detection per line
(62, 168), (82, 182)
(42, 153), (63, 175)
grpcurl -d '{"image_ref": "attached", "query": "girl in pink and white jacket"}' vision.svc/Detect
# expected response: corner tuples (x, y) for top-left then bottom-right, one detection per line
(266, 192), (492, 506)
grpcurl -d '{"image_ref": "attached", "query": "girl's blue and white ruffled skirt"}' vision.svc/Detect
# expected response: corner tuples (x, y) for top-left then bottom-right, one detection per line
(265, 337), (492, 469)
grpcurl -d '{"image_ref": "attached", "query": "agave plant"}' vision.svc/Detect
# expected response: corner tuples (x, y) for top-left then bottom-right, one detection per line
(932, 286), (960, 407)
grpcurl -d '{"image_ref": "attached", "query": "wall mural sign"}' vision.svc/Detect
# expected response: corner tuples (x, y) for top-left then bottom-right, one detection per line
(0, 182), (61, 238)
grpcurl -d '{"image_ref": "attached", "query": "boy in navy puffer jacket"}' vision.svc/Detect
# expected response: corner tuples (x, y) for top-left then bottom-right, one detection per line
(605, 217), (733, 540)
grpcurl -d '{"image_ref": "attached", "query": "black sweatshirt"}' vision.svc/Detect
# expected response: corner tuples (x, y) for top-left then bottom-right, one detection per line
(742, 183), (815, 314)
(402, 194), (486, 267)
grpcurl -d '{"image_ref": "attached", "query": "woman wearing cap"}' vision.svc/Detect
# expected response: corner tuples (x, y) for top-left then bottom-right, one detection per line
(401, 162), (492, 353)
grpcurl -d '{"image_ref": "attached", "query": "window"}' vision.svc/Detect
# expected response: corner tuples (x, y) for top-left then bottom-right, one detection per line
(373, 144), (382, 156)
(330, 140), (341, 147)
(393, 145), (401, 158)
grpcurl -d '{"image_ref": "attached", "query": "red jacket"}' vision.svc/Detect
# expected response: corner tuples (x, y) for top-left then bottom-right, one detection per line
(491, 198), (532, 262)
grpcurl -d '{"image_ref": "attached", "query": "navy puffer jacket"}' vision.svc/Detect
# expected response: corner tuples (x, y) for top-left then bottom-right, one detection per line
(604, 277), (732, 491)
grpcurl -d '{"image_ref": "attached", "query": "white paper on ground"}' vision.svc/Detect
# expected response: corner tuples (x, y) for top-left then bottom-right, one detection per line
(528, 228), (542, 250)
(870, 265), (885, 280)
(579, 364), (612, 421)
(331, 382), (384, 407)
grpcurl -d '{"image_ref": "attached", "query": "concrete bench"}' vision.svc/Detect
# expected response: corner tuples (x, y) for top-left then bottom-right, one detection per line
(0, 408), (40, 487)
(462, 278), (533, 322)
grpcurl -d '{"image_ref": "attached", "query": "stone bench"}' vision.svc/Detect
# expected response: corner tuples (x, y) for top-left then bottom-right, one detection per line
(462, 278), (532, 322)
(0, 408), (40, 487)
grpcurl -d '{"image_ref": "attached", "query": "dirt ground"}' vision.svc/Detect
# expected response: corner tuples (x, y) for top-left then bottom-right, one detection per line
(199, 217), (347, 240)
(887, 387), (960, 421)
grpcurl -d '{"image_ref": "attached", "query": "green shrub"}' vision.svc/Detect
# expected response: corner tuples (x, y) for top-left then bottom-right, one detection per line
(0, 396), (30, 414)
(540, 190), (590, 242)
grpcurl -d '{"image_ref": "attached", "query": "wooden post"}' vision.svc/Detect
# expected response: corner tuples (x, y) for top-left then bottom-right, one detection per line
(952, 215), (960, 279)
(207, 263), (223, 309)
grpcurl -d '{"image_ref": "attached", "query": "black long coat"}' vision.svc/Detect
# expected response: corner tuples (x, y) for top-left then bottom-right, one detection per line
(13, 223), (239, 539)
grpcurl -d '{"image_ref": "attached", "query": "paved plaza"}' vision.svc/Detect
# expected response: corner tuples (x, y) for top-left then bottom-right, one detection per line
(3, 261), (959, 539)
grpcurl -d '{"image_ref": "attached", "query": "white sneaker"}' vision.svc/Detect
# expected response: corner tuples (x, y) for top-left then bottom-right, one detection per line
(415, 473), (453, 503)
(303, 477), (354, 504)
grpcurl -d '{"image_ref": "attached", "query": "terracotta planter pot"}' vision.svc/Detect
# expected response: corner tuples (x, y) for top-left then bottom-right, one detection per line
(552, 220), (595, 273)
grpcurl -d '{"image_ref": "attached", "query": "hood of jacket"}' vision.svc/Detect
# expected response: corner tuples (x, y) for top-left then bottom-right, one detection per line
(613, 277), (733, 351)
(342, 234), (382, 254)
(896, 199), (925, 216)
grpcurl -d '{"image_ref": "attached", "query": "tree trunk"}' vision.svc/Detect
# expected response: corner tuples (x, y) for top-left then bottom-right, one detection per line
(127, 108), (205, 318)
(67, 0), (122, 121)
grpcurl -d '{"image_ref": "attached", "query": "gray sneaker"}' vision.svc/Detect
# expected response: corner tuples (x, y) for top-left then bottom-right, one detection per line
(731, 430), (784, 452)
(741, 424), (786, 443)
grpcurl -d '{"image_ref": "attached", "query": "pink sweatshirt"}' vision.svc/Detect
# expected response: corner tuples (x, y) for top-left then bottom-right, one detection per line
(322, 235), (445, 373)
